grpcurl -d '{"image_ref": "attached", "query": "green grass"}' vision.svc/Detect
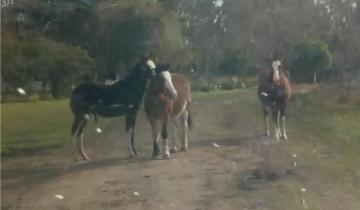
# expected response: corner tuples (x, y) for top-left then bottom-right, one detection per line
(0, 88), (256, 156)
(288, 90), (360, 183)
(1, 100), (72, 155)
(192, 87), (256, 99)
(1, 86), (359, 161)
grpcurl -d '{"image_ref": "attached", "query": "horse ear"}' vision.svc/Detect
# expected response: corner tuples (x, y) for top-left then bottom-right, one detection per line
(140, 54), (146, 62)
(147, 52), (155, 62)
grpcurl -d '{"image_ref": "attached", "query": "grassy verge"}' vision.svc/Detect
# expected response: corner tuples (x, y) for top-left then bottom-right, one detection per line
(1, 100), (72, 155)
(288, 87), (360, 181)
(0, 88), (252, 156)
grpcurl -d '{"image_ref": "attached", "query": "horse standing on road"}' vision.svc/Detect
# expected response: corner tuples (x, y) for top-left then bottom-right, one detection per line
(70, 56), (156, 161)
(258, 60), (292, 140)
(144, 64), (192, 159)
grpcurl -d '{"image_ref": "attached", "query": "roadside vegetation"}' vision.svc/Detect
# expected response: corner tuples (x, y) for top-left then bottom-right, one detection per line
(2, 0), (359, 102)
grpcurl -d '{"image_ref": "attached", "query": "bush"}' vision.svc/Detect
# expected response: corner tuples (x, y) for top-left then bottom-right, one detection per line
(290, 39), (332, 82)
(219, 48), (249, 76)
(28, 94), (40, 103)
(1, 36), (94, 99)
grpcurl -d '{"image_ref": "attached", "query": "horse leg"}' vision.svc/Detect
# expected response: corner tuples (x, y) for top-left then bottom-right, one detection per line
(169, 119), (179, 153)
(263, 107), (271, 137)
(77, 116), (90, 160)
(180, 110), (189, 151)
(272, 106), (281, 141)
(162, 122), (171, 159)
(280, 103), (288, 140)
(151, 120), (161, 159)
(125, 114), (138, 157)
(71, 114), (83, 161)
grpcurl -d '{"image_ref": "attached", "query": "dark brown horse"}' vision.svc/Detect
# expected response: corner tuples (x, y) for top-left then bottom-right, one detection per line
(144, 64), (192, 159)
(70, 56), (156, 161)
(258, 60), (292, 140)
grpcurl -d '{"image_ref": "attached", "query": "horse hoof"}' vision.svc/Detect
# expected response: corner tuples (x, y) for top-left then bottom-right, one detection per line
(170, 146), (179, 153)
(282, 134), (288, 140)
(180, 146), (188, 151)
(129, 153), (138, 158)
(163, 153), (171, 159)
(82, 156), (90, 161)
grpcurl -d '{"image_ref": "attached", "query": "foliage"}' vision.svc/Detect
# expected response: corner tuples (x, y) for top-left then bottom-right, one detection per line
(219, 48), (249, 76)
(1, 0), (360, 99)
(290, 39), (332, 81)
(1, 35), (94, 98)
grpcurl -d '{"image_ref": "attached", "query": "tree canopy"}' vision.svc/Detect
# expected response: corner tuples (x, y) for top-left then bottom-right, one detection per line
(1, 0), (359, 98)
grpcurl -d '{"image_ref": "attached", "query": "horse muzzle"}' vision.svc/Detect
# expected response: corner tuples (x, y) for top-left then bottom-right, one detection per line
(165, 89), (178, 99)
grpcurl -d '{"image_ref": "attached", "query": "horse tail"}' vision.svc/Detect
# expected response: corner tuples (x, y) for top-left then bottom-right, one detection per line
(186, 101), (193, 130)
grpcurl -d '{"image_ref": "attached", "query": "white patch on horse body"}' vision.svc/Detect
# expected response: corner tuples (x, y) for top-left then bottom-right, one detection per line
(272, 60), (281, 84)
(261, 92), (269, 97)
(161, 71), (178, 98)
(146, 59), (156, 70)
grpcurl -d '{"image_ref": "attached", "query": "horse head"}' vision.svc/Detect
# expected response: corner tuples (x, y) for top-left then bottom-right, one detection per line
(152, 63), (178, 99)
(272, 60), (282, 86)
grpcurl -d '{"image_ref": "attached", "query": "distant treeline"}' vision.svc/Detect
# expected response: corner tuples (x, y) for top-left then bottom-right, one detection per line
(1, 0), (359, 100)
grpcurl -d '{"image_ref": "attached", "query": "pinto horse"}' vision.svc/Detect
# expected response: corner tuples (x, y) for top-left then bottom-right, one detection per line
(70, 56), (156, 161)
(144, 64), (192, 159)
(258, 60), (292, 140)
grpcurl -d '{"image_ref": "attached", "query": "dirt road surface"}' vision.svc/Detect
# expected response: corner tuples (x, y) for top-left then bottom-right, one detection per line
(3, 89), (360, 210)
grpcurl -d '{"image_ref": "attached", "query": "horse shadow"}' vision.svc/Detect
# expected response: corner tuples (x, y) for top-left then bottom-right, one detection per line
(2, 155), (150, 190)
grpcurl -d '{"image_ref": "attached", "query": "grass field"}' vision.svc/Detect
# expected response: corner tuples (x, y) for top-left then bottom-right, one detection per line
(1, 100), (72, 155)
(0, 89), (251, 156)
(1, 87), (359, 157)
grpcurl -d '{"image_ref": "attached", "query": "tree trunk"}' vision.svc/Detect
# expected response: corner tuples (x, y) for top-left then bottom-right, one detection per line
(313, 71), (317, 83)
(51, 80), (60, 99)
(41, 81), (48, 99)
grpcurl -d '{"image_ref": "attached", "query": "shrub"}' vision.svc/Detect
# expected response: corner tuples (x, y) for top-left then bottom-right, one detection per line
(291, 39), (332, 82)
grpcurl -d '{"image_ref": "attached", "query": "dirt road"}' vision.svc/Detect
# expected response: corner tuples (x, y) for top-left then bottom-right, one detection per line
(3, 89), (360, 210)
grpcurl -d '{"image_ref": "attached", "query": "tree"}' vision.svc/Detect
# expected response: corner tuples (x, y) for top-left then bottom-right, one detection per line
(291, 39), (332, 82)
(1, 36), (94, 98)
(219, 48), (248, 76)
(29, 37), (94, 97)
(2, 34), (32, 96)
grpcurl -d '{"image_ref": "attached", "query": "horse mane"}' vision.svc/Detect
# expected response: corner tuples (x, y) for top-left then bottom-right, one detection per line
(259, 68), (290, 83)
(113, 63), (147, 87)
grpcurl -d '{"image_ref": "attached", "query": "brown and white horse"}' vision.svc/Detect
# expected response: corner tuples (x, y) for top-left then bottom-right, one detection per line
(258, 60), (292, 140)
(144, 64), (192, 159)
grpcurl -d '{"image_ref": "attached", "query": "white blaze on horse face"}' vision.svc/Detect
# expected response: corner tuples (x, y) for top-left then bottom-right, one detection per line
(161, 71), (178, 99)
(146, 59), (156, 70)
(272, 60), (281, 84)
